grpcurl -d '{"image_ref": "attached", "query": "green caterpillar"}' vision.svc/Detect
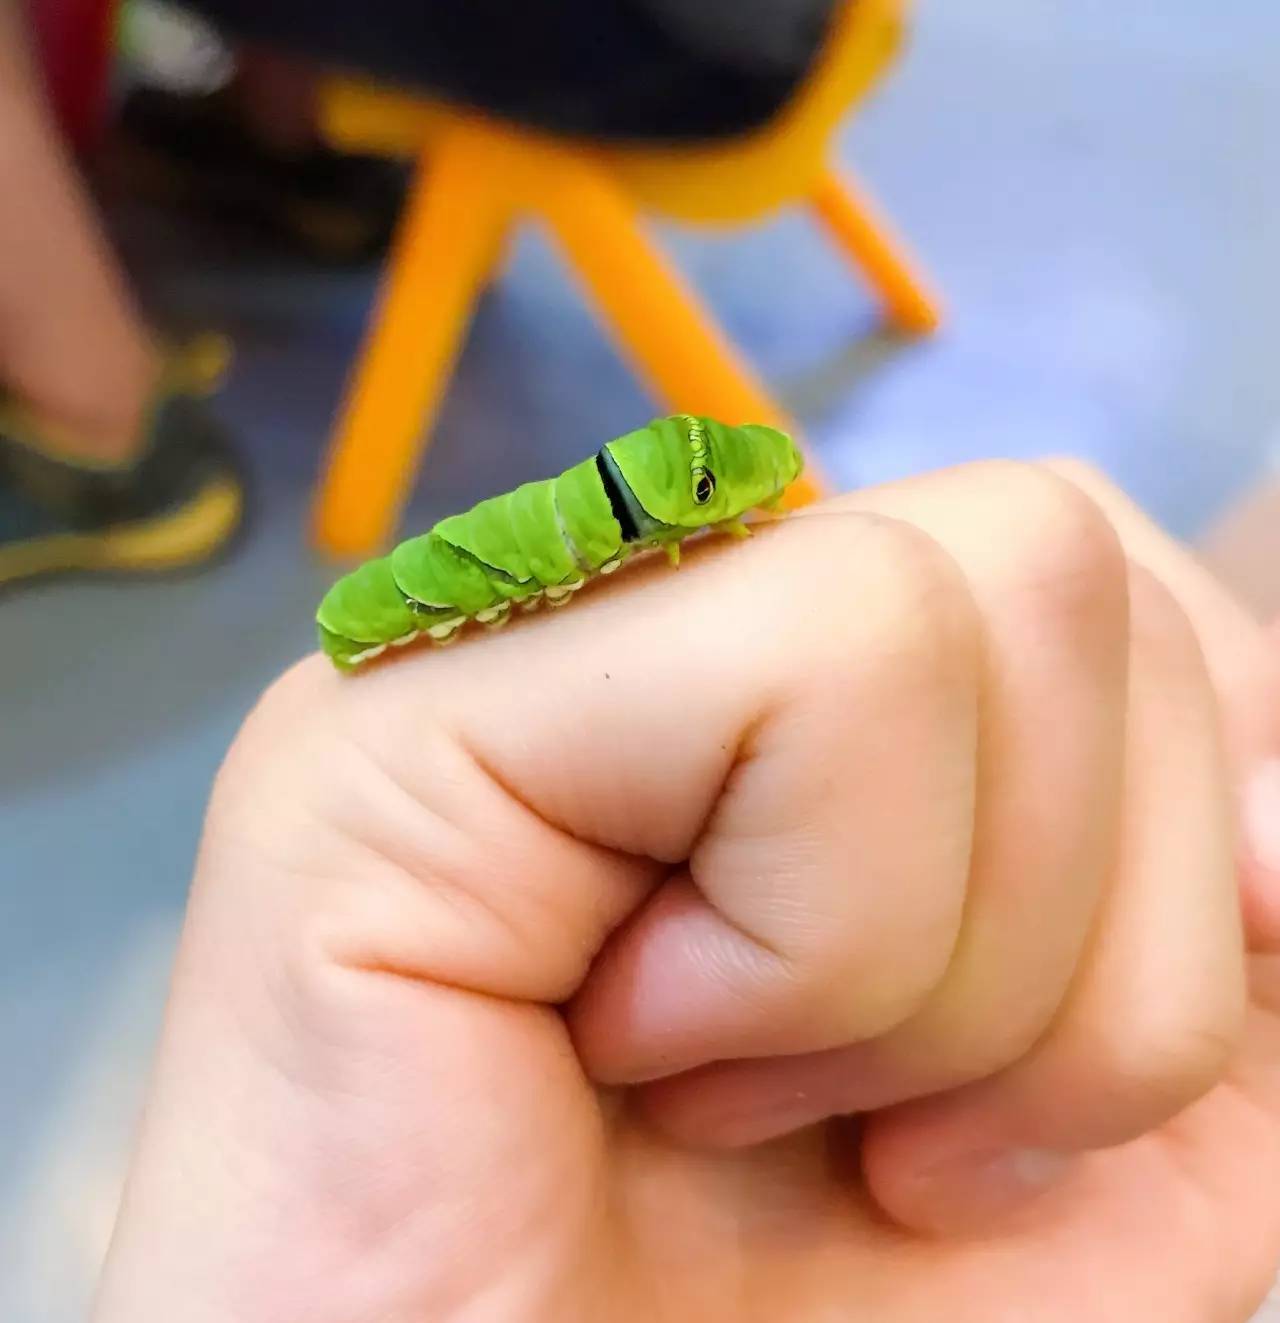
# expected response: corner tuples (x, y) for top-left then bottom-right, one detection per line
(316, 415), (803, 670)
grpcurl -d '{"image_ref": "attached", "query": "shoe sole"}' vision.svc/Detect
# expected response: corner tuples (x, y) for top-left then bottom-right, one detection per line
(0, 475), (244, 588)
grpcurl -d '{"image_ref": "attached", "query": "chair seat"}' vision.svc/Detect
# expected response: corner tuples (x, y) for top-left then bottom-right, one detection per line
(310, 0), (939, 557)
(320, 0), (906, 224)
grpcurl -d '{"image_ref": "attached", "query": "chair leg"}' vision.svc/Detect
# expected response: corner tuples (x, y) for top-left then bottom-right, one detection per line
(540, 153), (829, 509)
(811, 167), (941, 336)
(311, 128), (513, 557)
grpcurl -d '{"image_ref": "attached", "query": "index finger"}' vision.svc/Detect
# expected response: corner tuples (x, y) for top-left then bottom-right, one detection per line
(219, 508), (981, 1075)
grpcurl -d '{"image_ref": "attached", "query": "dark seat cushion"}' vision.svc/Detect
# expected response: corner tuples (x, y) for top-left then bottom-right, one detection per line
(184, 0), (840, 141)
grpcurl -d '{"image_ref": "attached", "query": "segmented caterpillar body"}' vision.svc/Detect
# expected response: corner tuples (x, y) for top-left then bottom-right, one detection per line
(316, 415), (802, 670)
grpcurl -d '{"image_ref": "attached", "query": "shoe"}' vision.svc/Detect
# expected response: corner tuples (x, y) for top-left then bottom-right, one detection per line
(111, 81), (409, 264)
(0, 337), (247, 588)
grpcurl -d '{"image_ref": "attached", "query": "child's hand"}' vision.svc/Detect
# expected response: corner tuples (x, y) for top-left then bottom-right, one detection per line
(95, 462), (1280, 1323)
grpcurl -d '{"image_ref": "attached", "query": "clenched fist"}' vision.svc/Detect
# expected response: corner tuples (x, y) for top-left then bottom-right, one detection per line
(95, 462), (1280, 1323)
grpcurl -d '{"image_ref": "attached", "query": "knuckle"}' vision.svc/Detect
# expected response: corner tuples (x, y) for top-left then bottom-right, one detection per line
(230, 655), (329, 752)
(209, 656), (343, 823)
(777, 511), (983, 725)
(852, 513), (983, 687)
(763, 514), (978, 1047)
(1038, 455), (1119, 500)
(979, 461), (1129, 623)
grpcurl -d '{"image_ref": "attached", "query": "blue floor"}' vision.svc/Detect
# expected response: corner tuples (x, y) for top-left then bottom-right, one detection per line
(4, 3), (1280, 1317)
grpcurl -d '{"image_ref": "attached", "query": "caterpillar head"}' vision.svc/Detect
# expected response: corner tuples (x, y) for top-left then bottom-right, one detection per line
(605, 416), (803, 531)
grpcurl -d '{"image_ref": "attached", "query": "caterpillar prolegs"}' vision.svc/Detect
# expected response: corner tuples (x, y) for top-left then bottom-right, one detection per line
(316, 415), (803, 670)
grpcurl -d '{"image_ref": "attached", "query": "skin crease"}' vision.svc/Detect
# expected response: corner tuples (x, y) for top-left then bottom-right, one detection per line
(93, 460), (1280, 1323)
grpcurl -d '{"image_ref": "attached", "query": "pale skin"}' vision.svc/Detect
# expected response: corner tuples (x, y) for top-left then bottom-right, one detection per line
(93, 460), (1280, 1322)
(1201, 476), (1280, 622)
(0, 6), (310, 461)
(0, 1), (157, 460)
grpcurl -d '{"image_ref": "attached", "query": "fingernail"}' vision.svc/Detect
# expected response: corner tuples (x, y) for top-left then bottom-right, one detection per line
(1243, 759), (1280, 875)
(911, 1148), (1068, 1230)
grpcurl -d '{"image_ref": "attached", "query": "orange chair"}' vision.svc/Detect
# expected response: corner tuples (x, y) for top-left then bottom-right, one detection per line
(311, 0), (941, 558)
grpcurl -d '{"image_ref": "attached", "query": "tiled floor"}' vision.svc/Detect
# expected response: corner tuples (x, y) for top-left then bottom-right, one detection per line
(4, 2), (1280, 1317)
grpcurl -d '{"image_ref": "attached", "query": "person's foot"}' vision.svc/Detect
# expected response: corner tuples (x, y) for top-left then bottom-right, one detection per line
(0, 338), (246, 588)
(109, 81), (408, 264)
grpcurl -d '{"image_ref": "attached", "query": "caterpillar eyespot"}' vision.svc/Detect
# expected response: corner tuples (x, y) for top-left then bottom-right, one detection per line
(315, 415), (804, 671)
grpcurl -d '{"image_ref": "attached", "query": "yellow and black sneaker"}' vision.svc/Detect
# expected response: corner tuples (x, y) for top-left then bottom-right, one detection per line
(0, 338), (246, 589)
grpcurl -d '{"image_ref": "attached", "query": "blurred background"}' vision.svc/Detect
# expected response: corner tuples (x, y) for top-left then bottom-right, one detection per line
(2, 2), (1280, 1318)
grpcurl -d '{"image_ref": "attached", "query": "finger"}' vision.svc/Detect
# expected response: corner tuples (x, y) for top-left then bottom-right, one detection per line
(1197, 476), (1280, 622)
(636, 462), (1132, 1143)
(860, 462), (1280, 951)
(1040, 458), (1280, 755)
(95, 507), (984, 1317)
(561, 511), (982, 1081)
(1043, 459), (1280, 949)
(862, 568), (1247, 1234)
(223, 510), (983, 1072)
